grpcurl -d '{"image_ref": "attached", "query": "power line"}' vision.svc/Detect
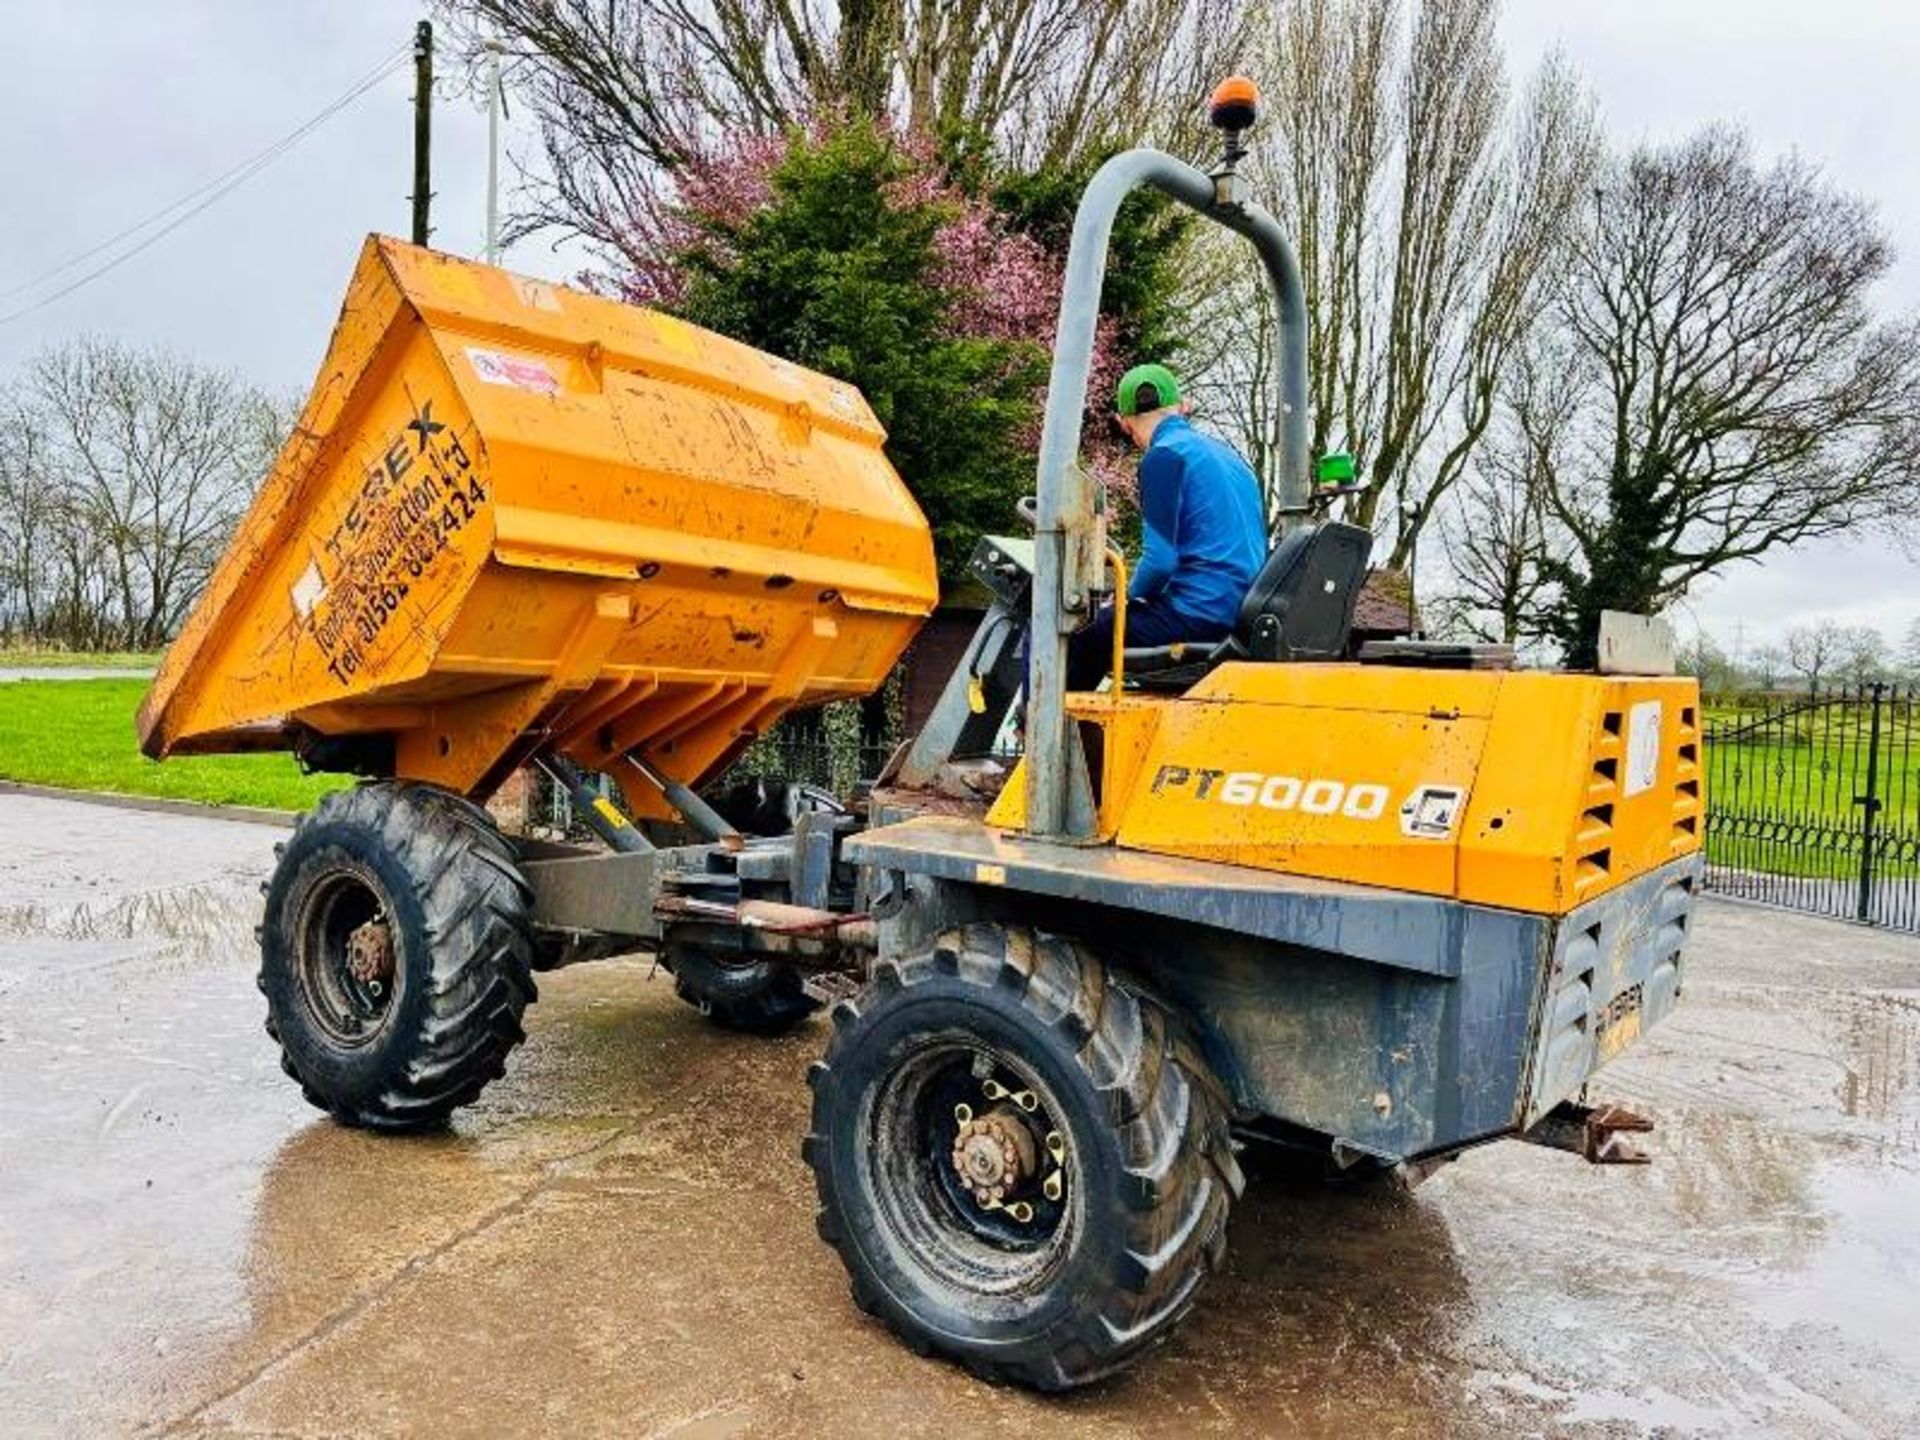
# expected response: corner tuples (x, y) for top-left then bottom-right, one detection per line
(0, 44), (411, 328)
(2, 42), (411, 306)
(1, 42), (409, 304)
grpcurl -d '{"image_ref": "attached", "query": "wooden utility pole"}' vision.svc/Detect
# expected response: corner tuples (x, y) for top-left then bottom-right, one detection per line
(411, 20), (433, 246)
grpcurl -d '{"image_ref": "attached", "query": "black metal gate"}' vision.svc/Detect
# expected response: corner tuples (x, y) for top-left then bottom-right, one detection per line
(1703, 684), (1919, 931)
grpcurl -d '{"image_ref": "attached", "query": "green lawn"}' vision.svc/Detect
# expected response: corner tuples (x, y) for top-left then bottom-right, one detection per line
(0, 678), (346, 810)
(0, 647), (162, 669)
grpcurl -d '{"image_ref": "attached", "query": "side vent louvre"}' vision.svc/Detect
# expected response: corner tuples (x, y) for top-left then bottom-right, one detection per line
(1577, 847), (1612, 884)
(1671, 700), (1703, 851)
(1577, 708), (1623, 895)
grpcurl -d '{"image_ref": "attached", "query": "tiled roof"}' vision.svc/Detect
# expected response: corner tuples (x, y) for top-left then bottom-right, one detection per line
(1353, 568), (1414, 632)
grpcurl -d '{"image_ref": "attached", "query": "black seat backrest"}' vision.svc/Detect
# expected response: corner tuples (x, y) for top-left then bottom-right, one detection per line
(1235, 521), (1372, 661)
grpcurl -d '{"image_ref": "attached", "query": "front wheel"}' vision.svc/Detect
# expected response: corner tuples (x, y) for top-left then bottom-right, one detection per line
(259, 781), (536, 1130)
(803, 924), (1241, 1389)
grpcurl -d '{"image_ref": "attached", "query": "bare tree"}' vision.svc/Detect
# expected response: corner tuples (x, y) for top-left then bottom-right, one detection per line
(1786, 619), (1841, 692)
(0, 385), (120, 648)
(1434, 470), (1554, 646)
(1516, 128), (1920, 663)
(1675, 629), (1738, 694)
(434, 0), (1248, 271)
(0, 388), (51, 637)
(1200, 0), (1597, 566)
(1834, 625), (1890, 686)
(1902, 618), (1920, 684)
(1433, 340), (1577, 643)
(9, 340), (281, 649)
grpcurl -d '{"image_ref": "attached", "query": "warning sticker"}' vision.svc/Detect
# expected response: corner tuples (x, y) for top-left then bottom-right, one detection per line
(1625, 700), (1663, 796)
(1400, 784), (1466, 838)
(466, 347), (560, 395)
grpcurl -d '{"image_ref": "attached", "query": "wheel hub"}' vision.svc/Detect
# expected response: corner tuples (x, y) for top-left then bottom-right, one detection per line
(951, 1106), (1037, 1203)
(941, 1072), (1070, 1227)
(345, 917), (394, 991)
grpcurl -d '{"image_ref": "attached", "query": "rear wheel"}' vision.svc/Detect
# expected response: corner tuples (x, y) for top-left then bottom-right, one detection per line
(259, 781), (536, 1130)
(667, 941), (819, 1035)
(803, 924), (1241, 1389)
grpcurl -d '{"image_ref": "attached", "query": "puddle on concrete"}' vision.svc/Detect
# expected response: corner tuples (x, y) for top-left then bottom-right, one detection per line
(0, 879), (260, 972)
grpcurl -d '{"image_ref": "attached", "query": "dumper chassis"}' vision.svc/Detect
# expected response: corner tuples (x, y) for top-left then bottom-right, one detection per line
(145, 82), (1702, 1390)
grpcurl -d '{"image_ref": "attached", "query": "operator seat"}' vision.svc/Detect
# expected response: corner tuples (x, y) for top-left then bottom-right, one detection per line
(1121, 521), (1372, 690)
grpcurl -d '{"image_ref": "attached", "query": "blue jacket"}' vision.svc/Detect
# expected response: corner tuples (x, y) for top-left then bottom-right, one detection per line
(1128, 415), (1266, 631)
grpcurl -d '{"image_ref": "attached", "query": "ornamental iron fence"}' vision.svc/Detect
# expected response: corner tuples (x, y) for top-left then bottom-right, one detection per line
(1702, 684), (1918, 932)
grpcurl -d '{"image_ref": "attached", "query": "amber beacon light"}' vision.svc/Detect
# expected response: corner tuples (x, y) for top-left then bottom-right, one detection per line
(1208, 75), (1260, 132)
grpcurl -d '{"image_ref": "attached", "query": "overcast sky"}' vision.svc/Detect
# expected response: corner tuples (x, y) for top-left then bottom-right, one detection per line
(1, 0), (1914, 654)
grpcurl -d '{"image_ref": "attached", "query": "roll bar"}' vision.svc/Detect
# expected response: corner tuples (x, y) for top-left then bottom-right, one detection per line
(1025, 133), (1310, 838)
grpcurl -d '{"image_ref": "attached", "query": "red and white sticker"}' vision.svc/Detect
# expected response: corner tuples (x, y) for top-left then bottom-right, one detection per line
(465, 346), (560, 395)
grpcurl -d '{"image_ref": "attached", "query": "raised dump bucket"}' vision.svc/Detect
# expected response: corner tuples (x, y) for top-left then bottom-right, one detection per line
(138, 236), (938, 816)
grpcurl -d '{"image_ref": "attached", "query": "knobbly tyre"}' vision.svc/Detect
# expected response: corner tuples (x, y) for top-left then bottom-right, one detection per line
(139, 78), (1702, 1389)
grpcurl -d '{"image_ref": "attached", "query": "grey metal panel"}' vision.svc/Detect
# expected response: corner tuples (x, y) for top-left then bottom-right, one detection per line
(1119, 907), (1549, 1159)
(792, 812), (846, 911)
(1447, 905), (1555, 1139)
(1596, 610), (1678, 675)
(847, 815), (1468, 977)
(733, 848), (791, 883)
(1129, 932), (1451, 1156)
(1523, 853), (1704, 1124)
(523, 848), (667, 937)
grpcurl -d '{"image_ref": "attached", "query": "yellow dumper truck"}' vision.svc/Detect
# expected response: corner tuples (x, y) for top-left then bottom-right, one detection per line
(141, 85), (1702, 1388)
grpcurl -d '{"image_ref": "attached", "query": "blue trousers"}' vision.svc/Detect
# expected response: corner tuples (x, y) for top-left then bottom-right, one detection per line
(1065, 600), (1228, 690)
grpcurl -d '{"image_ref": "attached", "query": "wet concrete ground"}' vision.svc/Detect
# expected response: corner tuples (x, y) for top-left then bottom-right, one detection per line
(2, 792), (1917, 1438)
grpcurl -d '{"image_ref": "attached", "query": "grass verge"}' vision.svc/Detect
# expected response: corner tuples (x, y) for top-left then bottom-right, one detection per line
(0, 678), (345, 810)
(0, 647), (162, 669)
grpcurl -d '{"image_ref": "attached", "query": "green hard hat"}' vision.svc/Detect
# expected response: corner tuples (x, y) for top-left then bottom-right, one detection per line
(1115, 362), (1182, 416)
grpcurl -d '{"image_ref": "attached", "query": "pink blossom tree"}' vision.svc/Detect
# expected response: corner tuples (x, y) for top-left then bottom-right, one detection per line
(609, 120), (1137, 521)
